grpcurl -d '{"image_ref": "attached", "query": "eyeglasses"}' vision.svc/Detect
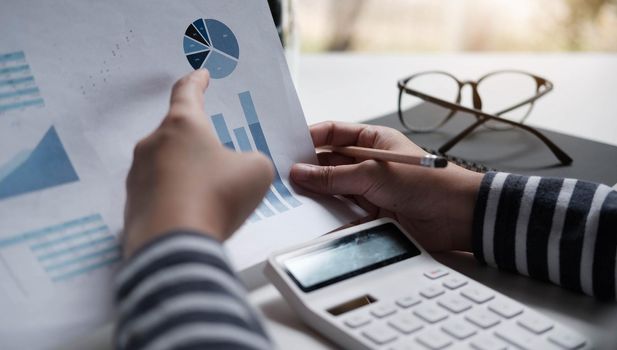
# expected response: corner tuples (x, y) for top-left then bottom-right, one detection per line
(397, 70), (572, 165)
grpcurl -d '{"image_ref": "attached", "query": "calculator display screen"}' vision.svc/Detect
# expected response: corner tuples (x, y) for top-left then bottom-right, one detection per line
(282, 223), (421, 292)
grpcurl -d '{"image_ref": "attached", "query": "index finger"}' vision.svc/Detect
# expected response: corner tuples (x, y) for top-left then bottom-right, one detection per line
(309, 121), (396, 149)
(166, 69), (210, 122)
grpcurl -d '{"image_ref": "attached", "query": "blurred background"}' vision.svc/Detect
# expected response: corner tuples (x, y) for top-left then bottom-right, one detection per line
(291, 0), (617, 52)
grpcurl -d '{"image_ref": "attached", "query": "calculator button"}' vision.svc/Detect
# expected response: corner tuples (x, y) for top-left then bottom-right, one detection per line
(371, 303), (397, 318)
(547, 327), (587, 349)
(465, 308), (501, 329)
(460, 286), (495, 304)
(392, 340), (455, 350)
(424, 268), (449, 280)
(470, 335), (508, 350)
(388, 313), (424, 334)
(533, 339), (571, 350)
(441, 319), (476, 340)
(343, 313), (372, 329)
(415, 329), (453, 349)
(395, 295), (421, 309)
(442, 276), (468, 290)
(413, 304), (449, 323)
(516, 313), (554, 334)
(495, 325), (538, 349)
(488, 299), (523, 319)
(389, 342), (417, 350)
(420, 285), (445, 299)
(361, 324), (398, 345)
(437, 295), (472, 313)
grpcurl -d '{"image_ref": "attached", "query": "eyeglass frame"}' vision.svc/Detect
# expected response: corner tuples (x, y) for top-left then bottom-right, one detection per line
(397, 70), (572, 165)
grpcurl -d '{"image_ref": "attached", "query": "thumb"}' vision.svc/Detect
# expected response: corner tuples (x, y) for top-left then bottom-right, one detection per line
(290, 162), (376, 195)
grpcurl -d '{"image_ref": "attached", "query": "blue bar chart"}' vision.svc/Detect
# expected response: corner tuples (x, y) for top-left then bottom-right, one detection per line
(0, 214), (120, 287)
(0, 51), (44, 114)
(210, 91), (302, 221)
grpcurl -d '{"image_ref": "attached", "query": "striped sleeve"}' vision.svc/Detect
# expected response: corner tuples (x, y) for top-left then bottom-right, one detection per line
(473, 172), (617, 300)
(114, 231), (274, 350)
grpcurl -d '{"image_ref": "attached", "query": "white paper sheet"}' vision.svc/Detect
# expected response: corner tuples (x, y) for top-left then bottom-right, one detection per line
(0, 1), (364, 348)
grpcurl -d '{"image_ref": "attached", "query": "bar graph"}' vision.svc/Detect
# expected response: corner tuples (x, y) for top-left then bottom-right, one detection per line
(0, 51), (44, 114)
(0, 214), (120, 290)
(210, 91), (302, 221)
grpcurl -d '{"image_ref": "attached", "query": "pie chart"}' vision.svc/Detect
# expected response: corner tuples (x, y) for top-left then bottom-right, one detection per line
(183, 18), (239, 79)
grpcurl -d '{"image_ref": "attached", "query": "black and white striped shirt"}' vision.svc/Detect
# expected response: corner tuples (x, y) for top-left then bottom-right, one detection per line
(473, 172), (617, 300)
(115, 232), (273, 350)
(115, 172), (617, 349)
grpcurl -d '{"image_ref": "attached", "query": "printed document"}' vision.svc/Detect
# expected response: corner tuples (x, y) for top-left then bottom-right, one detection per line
(0, 1), (363, 348)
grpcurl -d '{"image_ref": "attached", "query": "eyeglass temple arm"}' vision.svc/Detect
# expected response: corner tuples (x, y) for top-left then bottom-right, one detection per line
(399, 79), (570, 165)
(438, 119), (484, 154)
(491, 79), (553, 117)
(438, 113), (572, 165)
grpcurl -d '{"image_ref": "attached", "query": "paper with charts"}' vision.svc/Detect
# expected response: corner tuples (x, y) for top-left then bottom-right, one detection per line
(0, 1), (363, 349)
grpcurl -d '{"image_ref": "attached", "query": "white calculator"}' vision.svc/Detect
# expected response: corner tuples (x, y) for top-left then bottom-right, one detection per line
(264, 218), (591, 350)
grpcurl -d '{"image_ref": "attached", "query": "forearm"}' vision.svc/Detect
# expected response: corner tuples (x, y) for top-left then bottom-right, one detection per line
(472, 172), (617, 300)
(115, 231), (273, 349)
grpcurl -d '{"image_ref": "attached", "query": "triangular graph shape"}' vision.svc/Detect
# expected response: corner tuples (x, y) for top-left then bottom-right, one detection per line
(0, 126), (79, 200)
(0, 149), (31, 182)
(186, 50), (210, 70)
(203, 50), (237, 79)
(184, 24), (208, 47)
(205, 19), (239, 59)
(183, 36), (209, 55)
(192, 19), (211, 46)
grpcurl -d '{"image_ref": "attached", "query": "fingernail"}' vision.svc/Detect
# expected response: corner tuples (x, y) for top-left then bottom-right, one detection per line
(291, 163), (315, 181)
(196, 68), (210, 78)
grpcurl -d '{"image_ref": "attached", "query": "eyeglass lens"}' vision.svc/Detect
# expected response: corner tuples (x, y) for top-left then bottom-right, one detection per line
(477, 71), (539, 130)
(400, 71), (543, 132)
(399, 72), (459, 132)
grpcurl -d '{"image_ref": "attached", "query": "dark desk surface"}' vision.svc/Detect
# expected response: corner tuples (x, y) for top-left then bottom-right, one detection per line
(366, 103), (617, 186)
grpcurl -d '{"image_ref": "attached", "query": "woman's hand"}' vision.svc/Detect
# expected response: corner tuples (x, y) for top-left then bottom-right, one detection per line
(123, 70), (274, 256)
(291, 121), (483, 252)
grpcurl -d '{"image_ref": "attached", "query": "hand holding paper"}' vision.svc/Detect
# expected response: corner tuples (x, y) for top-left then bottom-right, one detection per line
(124, 70), (274, 256)
(0, 1), (364, 348)
(291, 121), (483, 252)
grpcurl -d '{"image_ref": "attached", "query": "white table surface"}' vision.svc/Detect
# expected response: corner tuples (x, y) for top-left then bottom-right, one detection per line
(66, 53), (617, 350)
(296, 53), (617, 148)
(258, 53), (617, 350)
